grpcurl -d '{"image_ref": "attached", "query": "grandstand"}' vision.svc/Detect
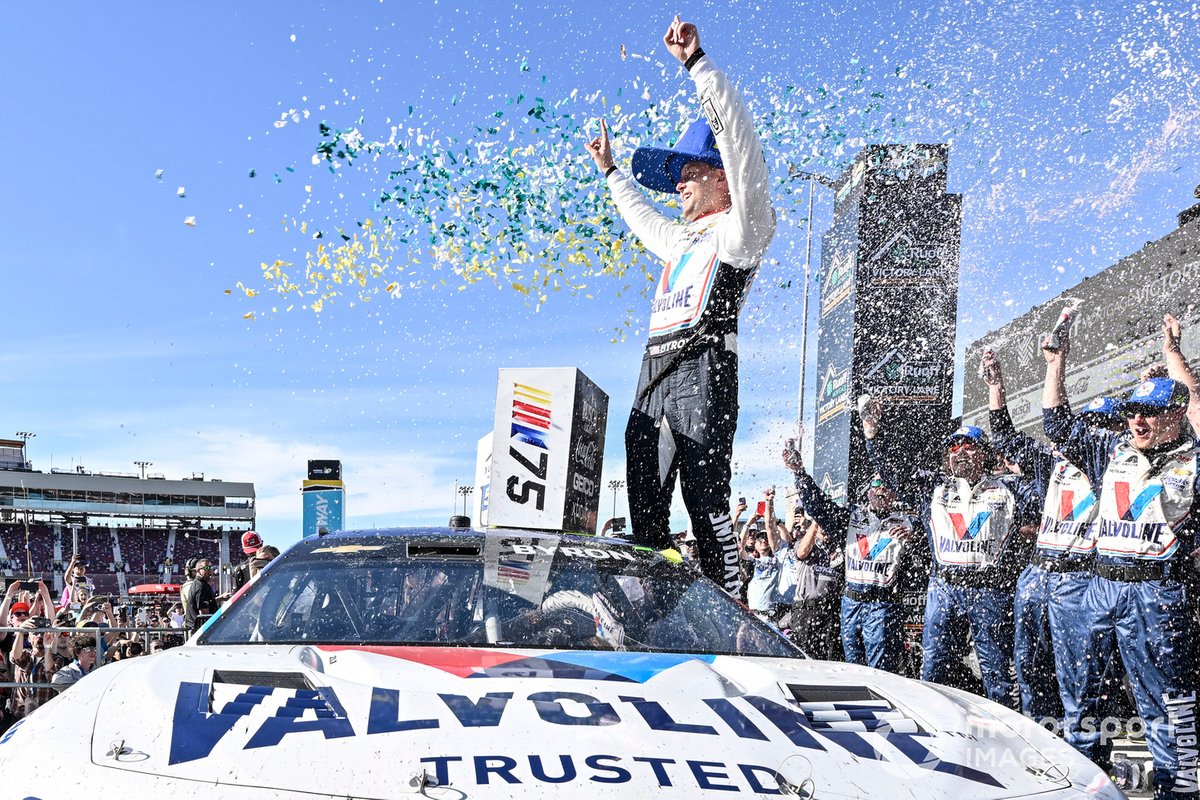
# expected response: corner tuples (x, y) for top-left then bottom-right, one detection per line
(0, 441), (255, 596)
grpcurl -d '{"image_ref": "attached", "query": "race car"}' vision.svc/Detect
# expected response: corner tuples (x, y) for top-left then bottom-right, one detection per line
(1, 527), (1120, 798)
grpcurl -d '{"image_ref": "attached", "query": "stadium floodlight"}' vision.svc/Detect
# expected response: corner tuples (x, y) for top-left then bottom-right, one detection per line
(15, 431), (35, 443)
(608, 479), (625, 523)
(135, 460), (153, 480)
(785, 166), (838, 463)
(457, 485), (474, 516)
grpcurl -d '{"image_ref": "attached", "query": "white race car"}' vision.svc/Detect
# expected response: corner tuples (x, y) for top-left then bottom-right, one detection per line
(1, 528), (1120, 798)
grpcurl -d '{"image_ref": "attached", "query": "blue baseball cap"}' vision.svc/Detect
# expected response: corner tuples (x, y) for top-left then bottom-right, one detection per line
(631, 118), (724, 194)
(1123, 378), (1190, 415)
(942, 425), (990, 448)
(1078, 396), (1123, 422)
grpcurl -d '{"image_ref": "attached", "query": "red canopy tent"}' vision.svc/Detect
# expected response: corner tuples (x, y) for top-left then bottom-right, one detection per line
(127, 583), (182, 596)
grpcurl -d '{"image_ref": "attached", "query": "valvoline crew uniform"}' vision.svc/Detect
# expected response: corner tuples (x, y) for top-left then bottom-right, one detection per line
(1046, 404), (1200, 797)
(867, 435), (1039, 709)
(991, 406), (1100, 722)
(606, 52), (776, 595)
(794, 468), (918, 673)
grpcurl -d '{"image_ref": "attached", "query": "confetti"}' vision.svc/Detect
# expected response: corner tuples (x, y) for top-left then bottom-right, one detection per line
(177, 186), (186, 198)
(243, 60), (904, 318)
(154, 168), (164, 181)
(241, 15), (1200, 327)
(183, 216), (196, 227)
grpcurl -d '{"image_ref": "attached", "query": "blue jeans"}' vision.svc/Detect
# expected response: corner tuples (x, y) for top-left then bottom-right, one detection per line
(921, 575), (1018, 710)
(841, 594), (904, 673)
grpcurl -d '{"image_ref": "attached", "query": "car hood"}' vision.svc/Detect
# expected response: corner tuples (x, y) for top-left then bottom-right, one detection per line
(15, 645), (1116, 798)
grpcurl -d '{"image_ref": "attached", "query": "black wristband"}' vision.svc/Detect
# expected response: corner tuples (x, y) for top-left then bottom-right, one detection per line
(684, 48), (706, 72)
(604, 165), (617, 178)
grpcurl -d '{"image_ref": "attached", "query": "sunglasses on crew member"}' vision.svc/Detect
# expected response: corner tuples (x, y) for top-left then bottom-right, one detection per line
(946, 440), (979, 453)
(1121, 404), (1176, 419)
(868, 478), (885, 488)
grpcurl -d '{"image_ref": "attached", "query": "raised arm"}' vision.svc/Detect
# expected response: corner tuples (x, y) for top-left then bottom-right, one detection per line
(1037, 327), (1114, 483)
(587, 117), (682, 261)
(984, 350), (1054, 488)
(783, 440), (848, 542)
(1162, 314), (1200, 438)
(0, 580), (19, 627)
(667, 18), (776, 266)
(8, 618), (31, 665)
(1041, 325), (1070, 414)
(31, 581), (53, 618)
(793, 520), (823, 561)
(761, 488), (784, 553)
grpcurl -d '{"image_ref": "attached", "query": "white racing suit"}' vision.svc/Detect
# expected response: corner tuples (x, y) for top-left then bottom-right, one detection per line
(606, 54), (776, 594)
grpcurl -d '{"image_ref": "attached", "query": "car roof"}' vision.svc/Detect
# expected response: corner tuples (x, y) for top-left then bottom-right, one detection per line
(285, 526), (650, 556)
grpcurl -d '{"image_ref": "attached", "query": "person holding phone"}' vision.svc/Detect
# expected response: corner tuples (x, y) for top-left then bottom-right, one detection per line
(9, 615), (66, 718)
(740, 489), (792, 624)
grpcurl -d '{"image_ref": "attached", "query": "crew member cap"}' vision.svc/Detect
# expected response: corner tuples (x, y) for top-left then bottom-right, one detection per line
(631, 117), (724, 194)
(1078, 396), (1123, 421)
(1123, 378), (1190, 412)
(241, 531), (263, 555)
(10, 601), (31, 614)
(942, 425), (989, 448)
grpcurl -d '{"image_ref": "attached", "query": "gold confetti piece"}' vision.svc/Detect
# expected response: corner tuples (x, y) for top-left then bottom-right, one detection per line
(183, 216), (196, 226)
(243, 311), (255, 320)
(224, 289), (231, 294)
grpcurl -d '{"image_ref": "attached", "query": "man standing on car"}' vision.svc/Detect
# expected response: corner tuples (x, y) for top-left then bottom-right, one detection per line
(1045, 315), (1200, 797)
(584, 16), (776, 595)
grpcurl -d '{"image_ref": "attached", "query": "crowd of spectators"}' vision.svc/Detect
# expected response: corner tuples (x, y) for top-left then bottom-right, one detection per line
(0, 530), (276, 732)
(0, 521), (224, 594)
(673, 486), (855, 661)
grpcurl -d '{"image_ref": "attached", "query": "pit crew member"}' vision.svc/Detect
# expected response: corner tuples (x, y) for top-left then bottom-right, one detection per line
(784, 441), (918, 673)
(1045, 314), (1200, 798)
(982, 347), (1123, 722)
(862, 397), (1039, 709)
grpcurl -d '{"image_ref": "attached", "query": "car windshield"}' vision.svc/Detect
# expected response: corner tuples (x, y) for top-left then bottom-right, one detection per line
(200, 532), (799, 658)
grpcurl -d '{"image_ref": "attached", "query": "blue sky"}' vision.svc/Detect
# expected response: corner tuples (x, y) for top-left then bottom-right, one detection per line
(4, 1), (1198, 549)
